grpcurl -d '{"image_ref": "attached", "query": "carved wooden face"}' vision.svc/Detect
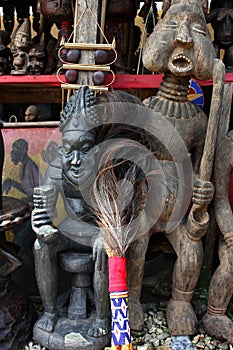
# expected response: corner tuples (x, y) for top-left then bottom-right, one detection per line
(25, 106), (41, 122)
(142, 1), (215, 80)
(40, 0), (73, 23)
(208, 4), (233, 46)
(14, 32), (30, 49)
(62, 130), (96, 187)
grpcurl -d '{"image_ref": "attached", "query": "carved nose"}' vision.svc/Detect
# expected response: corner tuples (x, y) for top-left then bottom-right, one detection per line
(175, 21), (193, 47)
(71, 151), (81, 166)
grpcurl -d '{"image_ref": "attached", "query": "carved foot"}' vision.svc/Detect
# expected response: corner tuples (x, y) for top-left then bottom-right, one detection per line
(166, 300), (197, 335)
(88, 318), (110, 338)
(128, 298), (144, 335)
(36, 312), (56, 333)
(203, 313), (233, 344)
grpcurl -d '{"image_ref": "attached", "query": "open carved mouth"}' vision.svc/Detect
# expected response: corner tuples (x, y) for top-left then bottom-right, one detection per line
(168, 54), (193, 74)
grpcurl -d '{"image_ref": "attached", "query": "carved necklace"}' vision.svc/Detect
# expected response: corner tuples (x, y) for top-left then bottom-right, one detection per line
(145, 71), (202, 119)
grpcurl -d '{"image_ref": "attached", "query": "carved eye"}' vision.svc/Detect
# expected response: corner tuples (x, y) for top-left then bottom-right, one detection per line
(81, 143), (92, 153)
(64, 146), (71, 155)
(192, 24), (206, 36)
(166, 20), (179, 28)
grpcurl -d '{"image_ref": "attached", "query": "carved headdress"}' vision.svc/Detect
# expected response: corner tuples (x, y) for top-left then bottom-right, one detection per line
(162, 0), (208, 18)
(59, 86), (103, 133)
(59, 86), (143, 134)
(16, 19), (31, 38)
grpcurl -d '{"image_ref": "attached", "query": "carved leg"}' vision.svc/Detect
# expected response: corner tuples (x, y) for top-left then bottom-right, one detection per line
(34, 233), (69, 333)
(127, 233), (150, 334)
(203, 235), (233, 344)
(88, 259), (110, 338)
(166, 225), (203, 335)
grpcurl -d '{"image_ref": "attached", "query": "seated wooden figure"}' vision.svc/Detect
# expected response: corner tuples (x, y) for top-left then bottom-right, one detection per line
(142, 0), (224, 344)
(32, 86), (159, 348)
(32, 87), (110, 350)
(203, 131), (233, 344)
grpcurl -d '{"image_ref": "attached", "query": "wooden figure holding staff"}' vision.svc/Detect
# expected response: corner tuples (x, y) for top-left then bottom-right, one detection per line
(141, 0), (225, 343)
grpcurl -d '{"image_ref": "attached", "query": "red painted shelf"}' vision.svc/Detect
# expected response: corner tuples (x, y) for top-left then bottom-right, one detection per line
(0, 73), (233, 89)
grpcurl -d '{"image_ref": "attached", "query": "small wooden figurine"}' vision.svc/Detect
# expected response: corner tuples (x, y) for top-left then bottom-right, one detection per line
(24, 105), (42, 121)
(11, 19), (31, 75)
(26, 40), (46, 75)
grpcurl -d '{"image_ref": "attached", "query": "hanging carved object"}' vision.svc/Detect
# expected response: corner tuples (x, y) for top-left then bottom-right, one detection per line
(57, 1), (117, 108)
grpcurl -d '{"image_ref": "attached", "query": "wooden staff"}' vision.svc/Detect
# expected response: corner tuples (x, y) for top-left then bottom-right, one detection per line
(198, 58), (225, 182)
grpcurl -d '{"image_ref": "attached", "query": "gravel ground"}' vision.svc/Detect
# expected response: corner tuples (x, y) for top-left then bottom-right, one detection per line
(20, 302), (233, 350)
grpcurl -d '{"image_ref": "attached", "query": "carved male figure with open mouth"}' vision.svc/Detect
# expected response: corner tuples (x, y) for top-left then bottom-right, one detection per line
(142, 0), (224, 345)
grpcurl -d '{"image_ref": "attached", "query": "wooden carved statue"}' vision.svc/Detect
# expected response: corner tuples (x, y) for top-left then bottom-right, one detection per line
(202, 131), (233, 344)
(141, 0), (224, 343)
(32, 84), (157, 348)
(32, 87), (110, 350)
(24, 105), (42, 122)
(207, 0), (233, 72)
(26, 40), (46, 75)
(11, 19), (31, 75)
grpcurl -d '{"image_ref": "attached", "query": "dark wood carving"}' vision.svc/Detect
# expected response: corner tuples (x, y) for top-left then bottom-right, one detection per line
(32, 87), (110, 350)
(207, 0), (233, 72)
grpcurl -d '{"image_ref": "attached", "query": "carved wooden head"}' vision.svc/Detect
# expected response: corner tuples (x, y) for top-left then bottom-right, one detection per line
(40, 0), (73, 24)
(162, 0), (208, 18)
(142, 0), (215, 80)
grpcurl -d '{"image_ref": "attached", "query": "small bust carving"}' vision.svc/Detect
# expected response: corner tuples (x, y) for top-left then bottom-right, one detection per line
(26, 44), (46, 75)
(25, 105), (42, 122)
(11, 19), (31, 75)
